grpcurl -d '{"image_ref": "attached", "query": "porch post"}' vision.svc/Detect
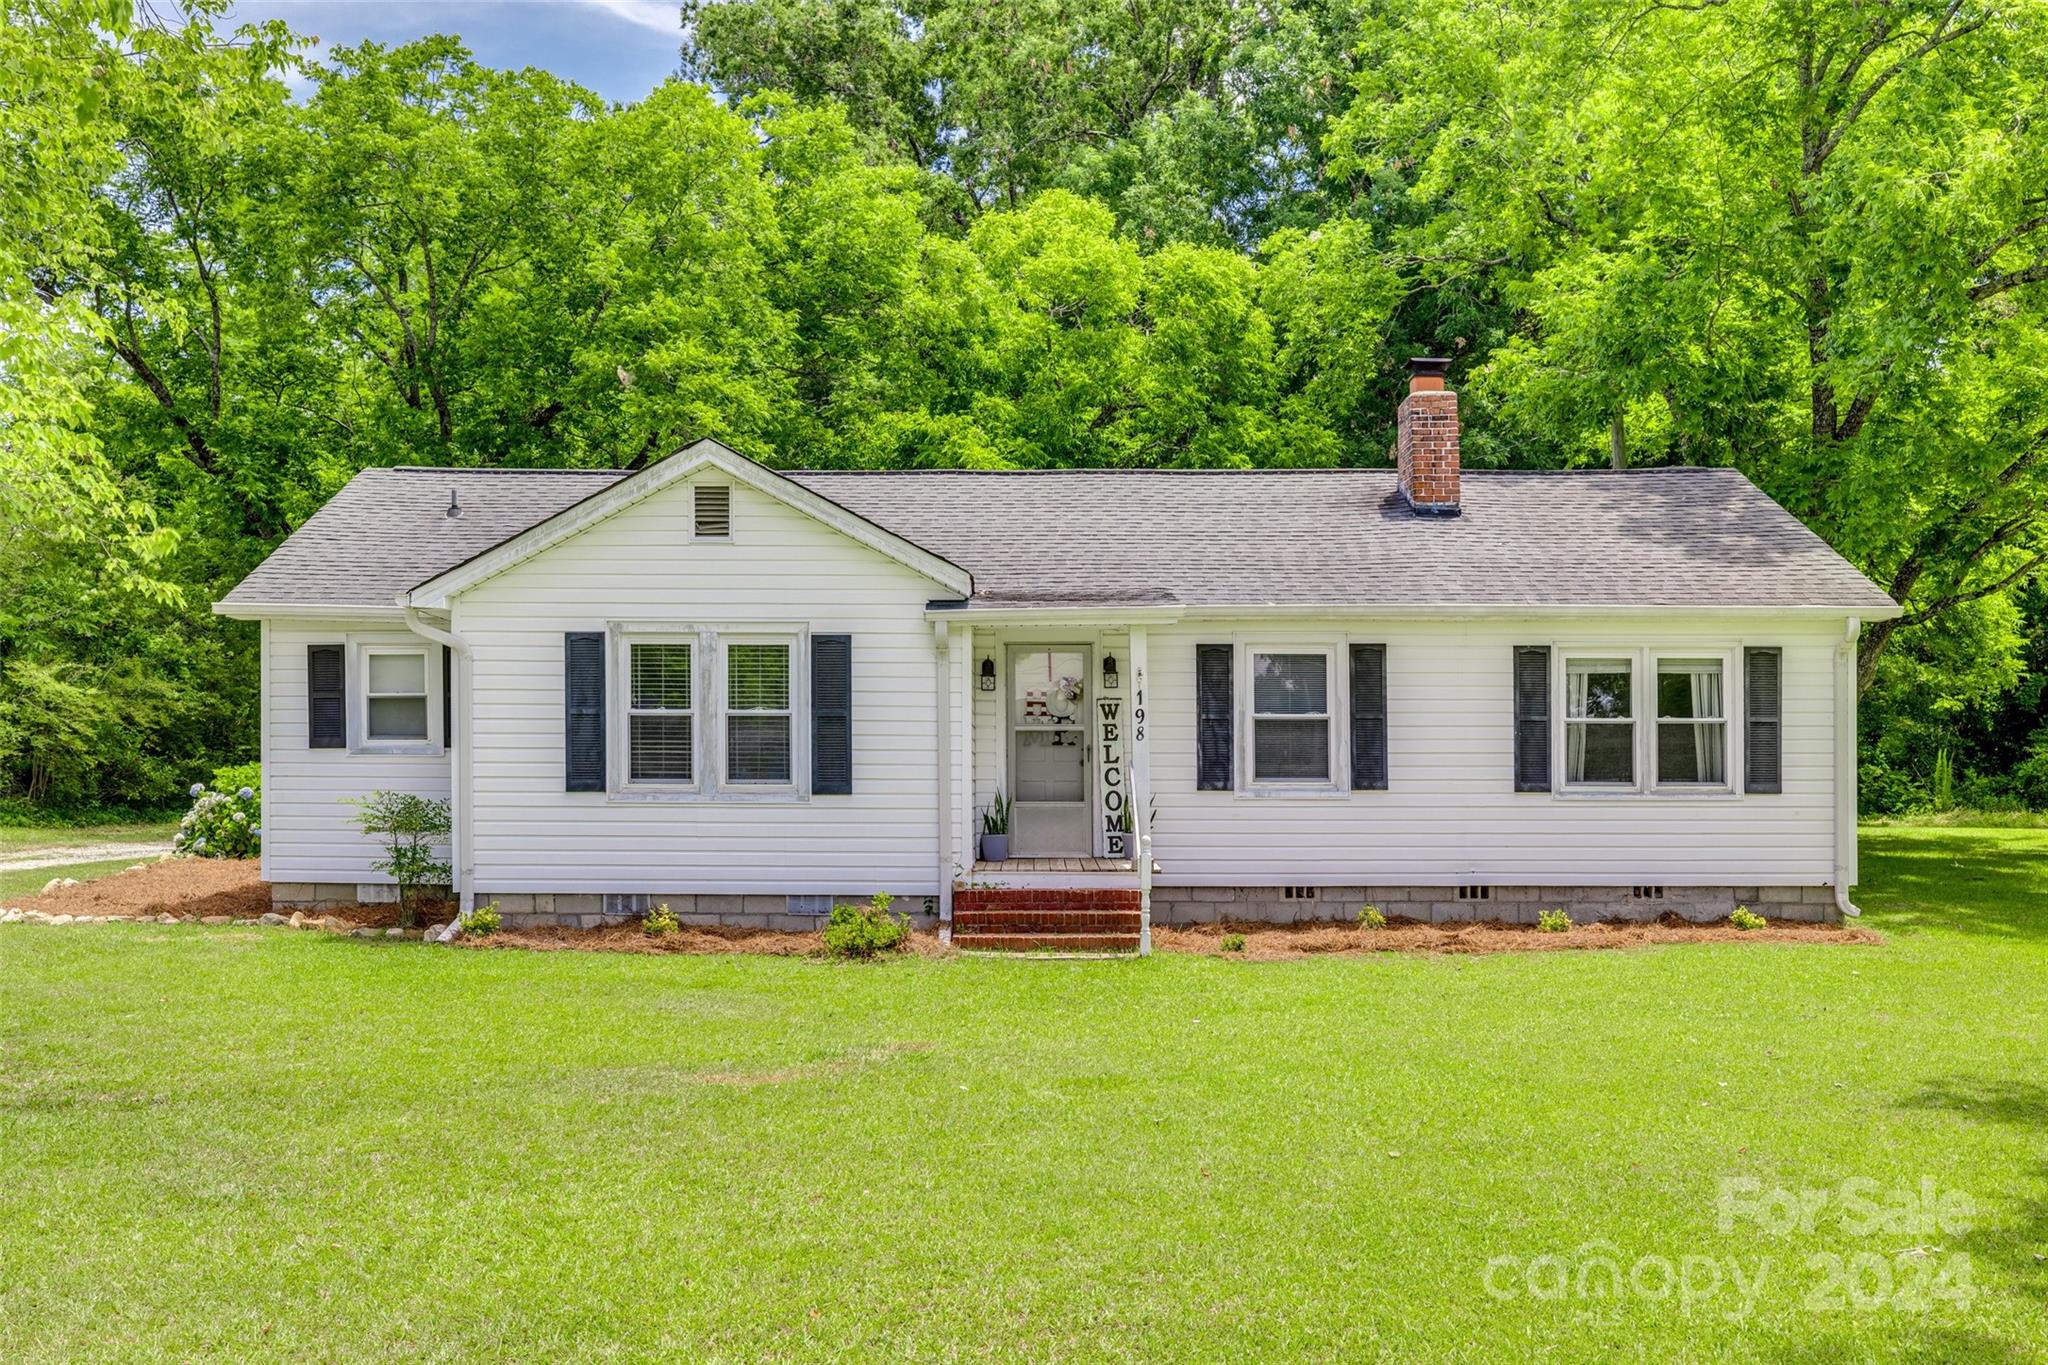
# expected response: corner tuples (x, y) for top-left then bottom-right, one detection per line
(954, 619), (974, 890)
(1129, 624), (1153, 956)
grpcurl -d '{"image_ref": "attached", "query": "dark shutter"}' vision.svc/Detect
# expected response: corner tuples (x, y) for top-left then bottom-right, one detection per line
(811, 633), (853, 794)
(1513, 645), (1551, 792)
(441, 644), (453, 745)
(564, 632), (606, 792)
(1745, 647), (1782, 793)
(308, 644), (346, 749)
(1196, 643), (1233, 791)
(1349, 643), (1388, 790)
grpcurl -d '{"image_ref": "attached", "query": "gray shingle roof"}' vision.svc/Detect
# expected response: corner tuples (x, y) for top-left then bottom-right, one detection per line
(220, 463), (1897, 614)
(218, 467), (624, 609)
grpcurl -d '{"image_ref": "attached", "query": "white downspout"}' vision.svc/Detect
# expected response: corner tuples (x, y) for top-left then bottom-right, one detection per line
(403, 605), (474, 922)
(1834, 616), (1863, 919)
(934, 618), (954, 944)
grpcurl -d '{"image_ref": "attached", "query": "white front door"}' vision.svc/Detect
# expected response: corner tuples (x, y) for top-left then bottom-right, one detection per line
(1008, 646), (1091, 856)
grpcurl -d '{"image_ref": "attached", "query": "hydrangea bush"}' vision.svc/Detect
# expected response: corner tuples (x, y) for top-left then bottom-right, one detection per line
(174, 773), (261, 859)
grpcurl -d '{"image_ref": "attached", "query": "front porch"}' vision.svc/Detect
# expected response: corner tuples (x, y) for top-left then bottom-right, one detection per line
(939, 616), (1160, 953)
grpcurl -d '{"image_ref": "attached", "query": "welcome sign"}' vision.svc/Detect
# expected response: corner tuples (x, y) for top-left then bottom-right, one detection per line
(1097, 633), (1128, 857)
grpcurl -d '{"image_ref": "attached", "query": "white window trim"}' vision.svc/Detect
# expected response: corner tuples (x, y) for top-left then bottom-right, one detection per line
(1551, 645), (1742, 799)
(717, 633), (804, 795)
(349, 638), (442, 755)
(1238, 640), (1344, 795)
(618, 634), (700, 793)
(607, 622), (811, 803)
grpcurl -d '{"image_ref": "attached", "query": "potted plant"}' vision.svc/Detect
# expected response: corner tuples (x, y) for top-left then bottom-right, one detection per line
(980, 791), (1011, 863)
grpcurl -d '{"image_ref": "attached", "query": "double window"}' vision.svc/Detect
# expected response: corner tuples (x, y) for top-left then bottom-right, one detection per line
(1560, 649), (1731, 792)
(619, 631), (800, 792)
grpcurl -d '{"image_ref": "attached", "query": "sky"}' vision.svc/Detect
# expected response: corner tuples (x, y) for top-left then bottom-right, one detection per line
(216, 1), (687, 104)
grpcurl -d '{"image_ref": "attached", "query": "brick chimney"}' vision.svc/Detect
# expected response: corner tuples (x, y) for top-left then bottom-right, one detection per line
(1396, 356), (1460, 516)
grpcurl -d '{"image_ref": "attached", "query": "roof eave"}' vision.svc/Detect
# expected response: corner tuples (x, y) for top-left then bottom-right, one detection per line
(920, 600), (1900, 623)
(212, 600), (408, 621)
(1171, 601), (1902, 621)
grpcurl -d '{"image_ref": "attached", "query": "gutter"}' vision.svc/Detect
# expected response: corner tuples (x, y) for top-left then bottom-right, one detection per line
(402, 605), (475, 928)
(1834, 616), (1864, 919)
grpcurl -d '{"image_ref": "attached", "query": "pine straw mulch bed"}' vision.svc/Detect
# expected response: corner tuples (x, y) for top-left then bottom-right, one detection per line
(1154, 915), (1880, 959)
(460, 921), (953, 957)
(5, 858), (1882, 957)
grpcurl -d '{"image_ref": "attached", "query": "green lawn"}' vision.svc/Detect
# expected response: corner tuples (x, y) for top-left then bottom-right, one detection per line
(2, 828), (2043, 1360)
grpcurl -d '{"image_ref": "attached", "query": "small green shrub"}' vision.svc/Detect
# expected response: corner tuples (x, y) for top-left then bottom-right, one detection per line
(1358, 904), (1387, 930)
(644, 902), (680, 936)
(466, 901), (501, 936)
(1730, 906), (1767, 931)
(347, 791), (452, 929)
(211, 762), (261, 797)
(1931, 747), (1955, 811)
(173, 776), (262, 860)
(1536, 908), (1572, 933)
(823, 894), (907, 959)
(1220, 932), (1247, 953)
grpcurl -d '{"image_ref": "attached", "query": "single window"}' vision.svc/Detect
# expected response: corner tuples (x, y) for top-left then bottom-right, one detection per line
(1251, 651), (1331, 782)
(628, 642), (694, 782)
(694, 485), (731, 539)
(1655, 656), (1727, 786)
(1564, 656), (1634, 785)
(364, 649), (429, 741)
(726, 642), (792, 783)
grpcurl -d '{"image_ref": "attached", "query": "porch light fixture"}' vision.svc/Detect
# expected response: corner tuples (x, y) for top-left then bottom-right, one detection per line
(1102, 653), (1119, 689)
(978, 656), (996, 692)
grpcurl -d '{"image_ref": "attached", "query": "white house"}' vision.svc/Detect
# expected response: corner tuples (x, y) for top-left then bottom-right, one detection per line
(216, 359), (1900, 951)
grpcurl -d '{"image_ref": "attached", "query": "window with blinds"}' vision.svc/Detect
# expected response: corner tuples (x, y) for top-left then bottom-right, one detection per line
(628, 642), (694, 782)
(1250, 649), (1332, 783)
(725, 641), (792, 783)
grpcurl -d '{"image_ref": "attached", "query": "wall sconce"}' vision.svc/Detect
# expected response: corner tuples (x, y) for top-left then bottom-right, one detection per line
(1102, 653), (1119, 689)
(978, 656), (996, 692)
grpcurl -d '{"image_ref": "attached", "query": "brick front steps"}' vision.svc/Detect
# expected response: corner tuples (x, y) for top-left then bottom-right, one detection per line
(952, 888), (1142, 953)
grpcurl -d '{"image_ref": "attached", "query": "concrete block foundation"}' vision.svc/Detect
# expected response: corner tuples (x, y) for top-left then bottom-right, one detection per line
(1148, 885), (1839, 926)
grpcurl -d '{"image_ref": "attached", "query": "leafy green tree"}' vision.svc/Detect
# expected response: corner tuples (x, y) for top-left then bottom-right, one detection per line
(682, 0), (1370, 244)
(1327, 0), (2048, 689)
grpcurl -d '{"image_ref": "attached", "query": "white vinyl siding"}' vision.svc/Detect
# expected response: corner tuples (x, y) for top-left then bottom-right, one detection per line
(454, 472), (944, 897)
(1142, 617), (1841, 887)
(260, 619), (451, 885)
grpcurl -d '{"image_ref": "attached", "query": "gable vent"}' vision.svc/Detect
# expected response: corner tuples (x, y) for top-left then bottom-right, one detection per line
(694, 485), (731, 539)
